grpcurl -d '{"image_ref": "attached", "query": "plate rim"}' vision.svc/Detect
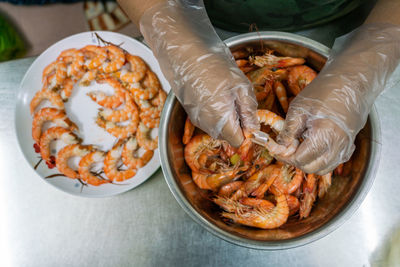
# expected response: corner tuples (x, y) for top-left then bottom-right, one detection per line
(14, 30), (165, 198)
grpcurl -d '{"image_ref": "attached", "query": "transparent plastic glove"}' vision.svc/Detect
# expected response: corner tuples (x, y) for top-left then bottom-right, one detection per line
(277, 23), (400, 174)
(140, 0), (259, 147)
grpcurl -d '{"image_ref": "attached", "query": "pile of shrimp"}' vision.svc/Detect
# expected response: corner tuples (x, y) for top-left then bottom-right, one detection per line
(30, 43), (165, 186)
(182, 48), (350, 230)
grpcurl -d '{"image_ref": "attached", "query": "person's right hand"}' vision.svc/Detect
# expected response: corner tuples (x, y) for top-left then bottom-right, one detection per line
(139, 1), (259, 147)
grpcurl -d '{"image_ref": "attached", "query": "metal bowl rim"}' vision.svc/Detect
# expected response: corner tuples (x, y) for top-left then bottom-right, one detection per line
(159, 31), (382, 250)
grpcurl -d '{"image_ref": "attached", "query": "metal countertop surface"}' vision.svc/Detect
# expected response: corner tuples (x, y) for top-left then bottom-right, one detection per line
(1, 11), (400, 267)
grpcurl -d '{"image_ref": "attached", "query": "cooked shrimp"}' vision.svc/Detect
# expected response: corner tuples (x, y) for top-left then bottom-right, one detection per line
(96, 111), (139, 139)
(286, 195), (300, 216)
(235, 59), (249, 67)
(247, 67), (288, 85)
(287, 65), (317, 95)
(273, 81), (288, 113)
(140, 115), (160, 129)
(218, 181), (243, 197)
(32, 108), (77, 143)
(117, 53), (147, 83)
(182, 117), (195, 145)
(99, 45), (125, 73)
(231, 165), (278, 200)
(221, 194), (289, 229)
(122, 136), (154, 169)
(56, 144), (92, 179)
(42, 61), (67, 88)
(271, 166), (303, 194)
(78, 150), (111, 186)
(334, 163), (344, 176)
(80, 69), (98, 86)
(136, 122), (158, 150)
(232, 49), (249, 59)
(60, 77), (76, 100)
(240, 197), (275, 210)
(39, 127), (80, 162)
(251, 166), (281, 198)
(257, 109), (284, 132)
(150, 89), (167, 107)
(184, 134), (221, 173)
(30, 89), (64, 114)
(192, 166), (246, 191)
(82, 45), (107, 70)
(213, 196), (251, 213)
(135, 99), (160, 119)
(128, 81), (158, 101)
(99, 92), (136, 122)
(250, 54), (305, 68)
(299, 173), (318, 219)
(58, 48), (85, 78)
(104, 140), (136, 182)
(318, 172), (332, 198)
(87, 78), (125, 109)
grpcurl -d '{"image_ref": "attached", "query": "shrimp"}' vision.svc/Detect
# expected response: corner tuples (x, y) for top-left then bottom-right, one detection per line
(318, 172), (332, 198)
(247, 67), (288, 85)
(256, 109), (284, 132)
(231, 165), (278, 200)
(140, 115), (160, 129)
(184, 134), (221, 173)
(235, 59), (249, 67)
(192, 166), (246, 191)
(56, 144), (92, 179)
(150, 89), (167, 107)
(334, 163), (344, 176)
(99, 45), (125, 73)
(218, 181), (243, 197)
(271, 166), (303, 194)
(287, 65), (317, 95)
(240, 197), (275, 210)
(250, 54), (305, 68)
(117, 53), (147, 83)
(286, 195), (300, 216)
(78, 150), (111, 186)
(251, 166), (281, 198)
(221, 194), (289, 229)
(104, 140), (136, 182)
(122, 136), (154, 169)
(98, 92), (136, 122)
(87, 78), (125, 109)
(32, 107), (77, 143)
(58, 48), (85, 78)
(96, 110), (139, 139)
(182, 116), (195, 145)
(80, 69), (98, 86)
(232, 49), (249, 59)
(82, 45), (107, 70)
(42, 61), (67, 88)
(273, 81), (288, 113)
(60, 77), (76, 101)
(39, 127), (80, 162)
(30, 89), (64, 114)
(299, 173), (318, 219)
(136, 122), (158, 150)
(128, 81), (158, 101)
(135, 99), (160, 119)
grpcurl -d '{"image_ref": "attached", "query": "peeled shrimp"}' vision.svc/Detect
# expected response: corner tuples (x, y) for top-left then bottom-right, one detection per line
(122, 136), (154, 169)
(117, 53), (147, 83)
(56, 144), (92, 178)
(60, 77), (76, 100)
(96, 113), (139, 139)
(30, 89), (64, 114)
(39, 127), (80, 162)
(87, 77), (125, 109)
(32, 107), (77, 144)
(57, 48), (85, 78)
(104, 140), (136, 182)
(136, 122), (158, 150)
(78, 150), (111, 186)
(42, 61), (67, 88)
(287, 65), (317, 95)
(82, 45), (107, 70)
(99, 45), (125, 73)
(221, 194), (289, 230)
(257, 109), (284, 132)
(99, 92), (137, 122)
(80, 69), (98, 86)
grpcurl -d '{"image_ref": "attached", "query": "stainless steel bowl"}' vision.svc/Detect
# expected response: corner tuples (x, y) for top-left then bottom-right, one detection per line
(159, 32), (381, 250)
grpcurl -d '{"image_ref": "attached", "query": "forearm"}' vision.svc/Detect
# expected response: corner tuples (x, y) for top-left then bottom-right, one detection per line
(117, 0), (165, 26)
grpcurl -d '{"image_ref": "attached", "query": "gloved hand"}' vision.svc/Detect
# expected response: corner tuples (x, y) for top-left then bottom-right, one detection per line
(276, 23), (400, 174)
(139, 0), (259, 147)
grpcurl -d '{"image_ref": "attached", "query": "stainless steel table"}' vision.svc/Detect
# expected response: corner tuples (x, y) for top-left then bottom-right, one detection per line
(2, 54), (400, 266)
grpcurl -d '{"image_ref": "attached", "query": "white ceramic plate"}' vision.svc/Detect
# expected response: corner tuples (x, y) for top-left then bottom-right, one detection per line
(15, 31), (170, 197)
